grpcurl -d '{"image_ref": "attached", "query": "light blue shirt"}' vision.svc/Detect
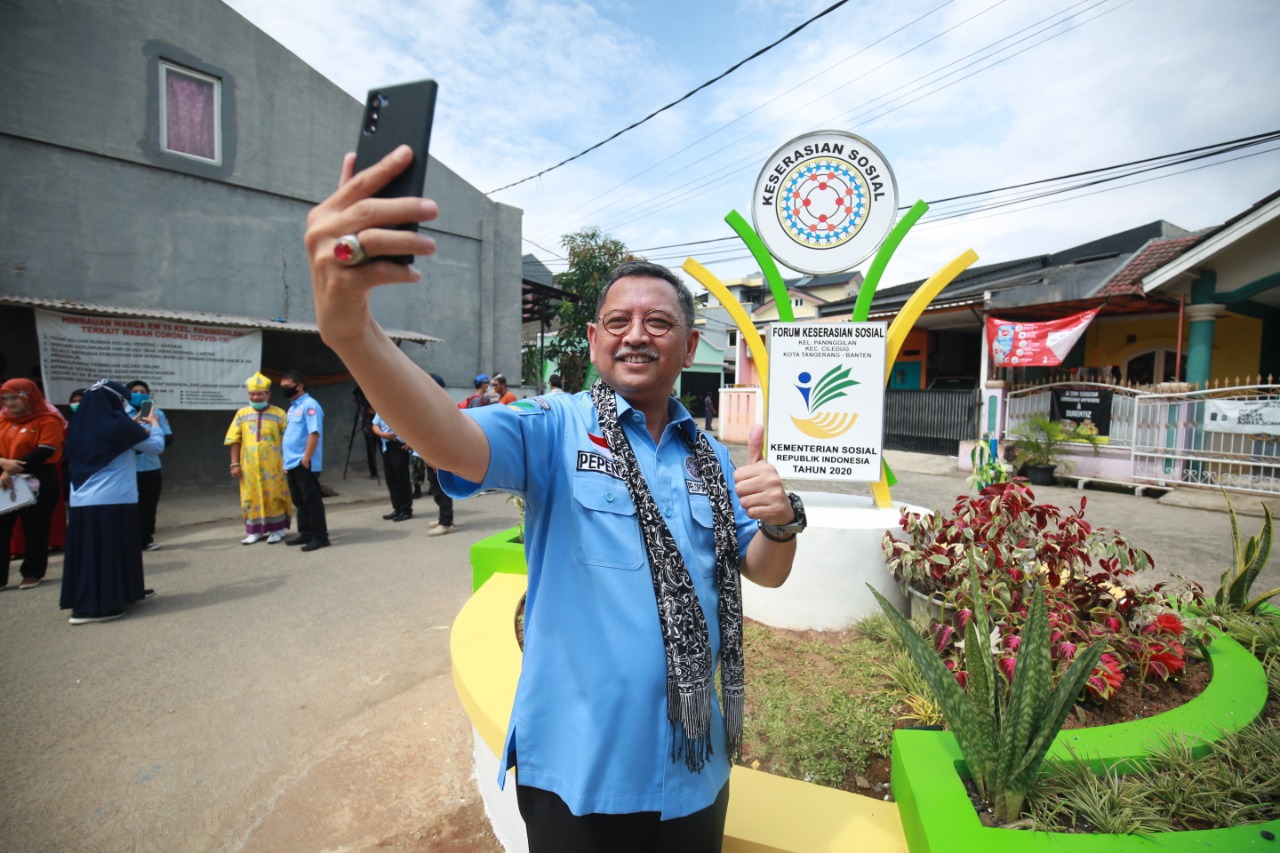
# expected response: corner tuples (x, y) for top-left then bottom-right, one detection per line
(70, 425), (165, 507)
(127, 405), (171, 472)
(371, 412), (396, 453)
(440, 390), (755, 819)
(284, 392), (324, 472)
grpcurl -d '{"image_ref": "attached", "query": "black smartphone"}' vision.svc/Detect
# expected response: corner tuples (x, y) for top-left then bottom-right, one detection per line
(353, 79), (438, 264)
(137, 400), (155, 420)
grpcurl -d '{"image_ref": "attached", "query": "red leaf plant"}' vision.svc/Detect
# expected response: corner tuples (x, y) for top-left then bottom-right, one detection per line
(883, 481), (1204, 707)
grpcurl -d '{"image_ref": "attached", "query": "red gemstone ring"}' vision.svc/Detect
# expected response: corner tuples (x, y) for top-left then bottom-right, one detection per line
(333, 234), (368, 266)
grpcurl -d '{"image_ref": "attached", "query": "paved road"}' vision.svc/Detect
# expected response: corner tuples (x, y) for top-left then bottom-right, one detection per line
(1, 452), (1273, 852)
(1, 476), (509, 852)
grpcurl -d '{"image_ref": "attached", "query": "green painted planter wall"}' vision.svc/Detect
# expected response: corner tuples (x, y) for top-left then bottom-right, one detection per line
(470, 525), (527, 591)
(891, 632), (1278, 851)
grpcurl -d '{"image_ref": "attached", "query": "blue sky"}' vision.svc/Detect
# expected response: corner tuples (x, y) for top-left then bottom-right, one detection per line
(222, 0), (1280, 287)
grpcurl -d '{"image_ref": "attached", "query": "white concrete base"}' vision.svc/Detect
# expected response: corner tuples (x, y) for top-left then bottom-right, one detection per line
(472, 727), (526, 853)
(742, 491), (924, 630)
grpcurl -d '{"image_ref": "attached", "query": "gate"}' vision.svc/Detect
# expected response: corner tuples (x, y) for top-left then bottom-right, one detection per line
(884, 388), (979, 455)
(1131, 382), (1280, 496)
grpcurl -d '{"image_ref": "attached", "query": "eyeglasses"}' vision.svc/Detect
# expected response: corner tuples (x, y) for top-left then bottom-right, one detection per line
(596, 309), (682, 338)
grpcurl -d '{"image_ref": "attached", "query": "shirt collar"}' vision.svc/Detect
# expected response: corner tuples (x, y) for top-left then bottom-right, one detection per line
(610, 391), (698, 443)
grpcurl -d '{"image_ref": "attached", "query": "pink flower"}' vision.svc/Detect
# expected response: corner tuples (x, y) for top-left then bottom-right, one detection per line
(1155, 613), (1185, 636)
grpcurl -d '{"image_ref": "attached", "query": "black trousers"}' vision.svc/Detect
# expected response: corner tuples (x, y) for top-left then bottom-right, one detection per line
(0, 463), (59, 585)
(516, 782), (729, 853)
(136, 468), (162, 546)
(382, 441), (413, 514)
(363, 430), (380, 478)
(427, 466), (452, 526)
(286, 465), (328, 542)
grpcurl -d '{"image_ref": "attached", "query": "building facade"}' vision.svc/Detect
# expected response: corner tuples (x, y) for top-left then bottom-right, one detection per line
(0, 0), (523, 486)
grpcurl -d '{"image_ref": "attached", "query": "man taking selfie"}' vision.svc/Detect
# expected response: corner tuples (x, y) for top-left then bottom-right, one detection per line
(304, 145), (803, 852)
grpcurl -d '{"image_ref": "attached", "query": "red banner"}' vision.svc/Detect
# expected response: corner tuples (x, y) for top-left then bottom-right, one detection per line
(986, 308), (1099, 368)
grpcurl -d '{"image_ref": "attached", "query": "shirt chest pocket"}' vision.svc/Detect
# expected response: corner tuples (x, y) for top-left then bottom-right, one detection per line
(571, 477), (646, 571)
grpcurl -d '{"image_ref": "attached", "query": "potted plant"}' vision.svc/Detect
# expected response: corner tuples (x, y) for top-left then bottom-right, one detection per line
(1008, 413), (1102, 485)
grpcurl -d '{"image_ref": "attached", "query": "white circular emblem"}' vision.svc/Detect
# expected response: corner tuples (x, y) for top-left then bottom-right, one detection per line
(752, 131), (898, 275)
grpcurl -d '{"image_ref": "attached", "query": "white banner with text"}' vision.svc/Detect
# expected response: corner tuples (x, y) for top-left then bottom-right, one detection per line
(35, 309), (263, 410)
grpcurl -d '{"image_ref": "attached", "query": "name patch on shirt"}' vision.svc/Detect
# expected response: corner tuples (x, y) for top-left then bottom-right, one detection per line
(686, 478), (708, 495)
(576, 450), (621, 479)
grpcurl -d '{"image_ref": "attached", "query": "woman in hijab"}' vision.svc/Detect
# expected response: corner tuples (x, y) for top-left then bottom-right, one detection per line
(59, 380), (164, 624)
(1, 379), (67, 590)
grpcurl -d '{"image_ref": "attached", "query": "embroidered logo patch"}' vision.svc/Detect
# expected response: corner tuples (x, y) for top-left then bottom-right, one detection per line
(684, 456), (703, 480)
(506, 400), (544, 415)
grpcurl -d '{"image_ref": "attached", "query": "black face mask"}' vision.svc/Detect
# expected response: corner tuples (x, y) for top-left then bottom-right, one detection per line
(280, 385), (299, 399)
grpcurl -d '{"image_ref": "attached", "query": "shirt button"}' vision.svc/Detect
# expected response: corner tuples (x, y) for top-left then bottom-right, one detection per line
(605, 492), (615, 502)
(663, 506), (672, 517)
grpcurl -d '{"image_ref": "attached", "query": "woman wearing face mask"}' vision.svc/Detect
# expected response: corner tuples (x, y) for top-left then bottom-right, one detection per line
(126, 380), (172, 552)
(1, 379), (67, 590)
(225, 372), (292, 545)
(60, 379), (164, 623)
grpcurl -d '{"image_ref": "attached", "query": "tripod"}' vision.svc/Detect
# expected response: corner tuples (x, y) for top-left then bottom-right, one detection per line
(343, 388), (381, 484)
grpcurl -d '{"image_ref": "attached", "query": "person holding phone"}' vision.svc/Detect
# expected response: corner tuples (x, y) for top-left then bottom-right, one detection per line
(60, 380), (163, 624)
(127, 380), (172, 552)
(304, 139), (802, 851)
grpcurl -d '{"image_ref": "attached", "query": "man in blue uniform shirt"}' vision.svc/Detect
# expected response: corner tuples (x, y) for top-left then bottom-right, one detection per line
(280, 370), (329, 552)
(305, 146), (802, 852)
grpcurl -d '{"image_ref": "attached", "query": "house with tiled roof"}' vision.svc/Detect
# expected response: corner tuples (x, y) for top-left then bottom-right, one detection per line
(714, 195), (1278, 458)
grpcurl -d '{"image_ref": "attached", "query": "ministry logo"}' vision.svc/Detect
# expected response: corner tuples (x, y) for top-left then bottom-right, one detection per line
(753, 131), (898, 275)
(790, 364), (859, 440)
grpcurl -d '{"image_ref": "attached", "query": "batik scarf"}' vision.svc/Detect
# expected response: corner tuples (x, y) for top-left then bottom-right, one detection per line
(590, 380), (744, 772)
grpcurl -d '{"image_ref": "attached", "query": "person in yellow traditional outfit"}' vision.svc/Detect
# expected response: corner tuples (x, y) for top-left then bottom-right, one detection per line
(225, 372), (292, 544)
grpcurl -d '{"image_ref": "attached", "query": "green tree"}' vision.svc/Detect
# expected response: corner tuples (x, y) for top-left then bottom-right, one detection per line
(546, 228), (634, 392)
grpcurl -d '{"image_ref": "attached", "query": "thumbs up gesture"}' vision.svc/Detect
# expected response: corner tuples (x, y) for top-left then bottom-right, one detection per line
(732, 424), (793, 528)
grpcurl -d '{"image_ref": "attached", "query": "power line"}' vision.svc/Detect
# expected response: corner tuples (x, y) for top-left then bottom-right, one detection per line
(486, 0), (854, 194)
(602, 129), (1280, 255)
(526, 0), (1123, 246)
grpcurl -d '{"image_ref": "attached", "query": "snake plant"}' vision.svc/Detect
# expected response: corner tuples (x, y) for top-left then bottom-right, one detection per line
(1215, 492), (1276, 612)
(870, 553), (1105, 822)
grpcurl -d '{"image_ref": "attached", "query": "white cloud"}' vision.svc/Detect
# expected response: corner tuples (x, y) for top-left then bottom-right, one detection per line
(223, 0), (1280, 285)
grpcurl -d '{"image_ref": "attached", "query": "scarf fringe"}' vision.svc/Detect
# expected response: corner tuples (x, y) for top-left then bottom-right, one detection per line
(722, 685), (744, 762)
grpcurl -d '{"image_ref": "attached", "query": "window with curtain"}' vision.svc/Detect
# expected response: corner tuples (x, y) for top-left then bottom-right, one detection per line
(160, 62), (220, 163)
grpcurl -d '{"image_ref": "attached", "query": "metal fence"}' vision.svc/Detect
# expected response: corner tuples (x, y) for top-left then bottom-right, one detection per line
(1006, 382), (1143, 447)
(884, 388), (980, 456)
(1005, 380), (1280, 496)
(1131, 383), (1280, 496)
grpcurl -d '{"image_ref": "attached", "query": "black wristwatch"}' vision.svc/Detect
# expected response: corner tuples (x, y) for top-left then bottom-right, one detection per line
(758, 492), (807, 542)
